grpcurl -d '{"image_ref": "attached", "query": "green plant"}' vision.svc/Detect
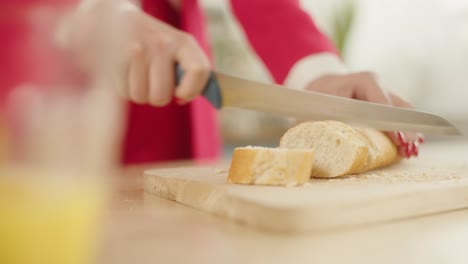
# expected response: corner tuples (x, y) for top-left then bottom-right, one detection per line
(330, 1), (356, 57)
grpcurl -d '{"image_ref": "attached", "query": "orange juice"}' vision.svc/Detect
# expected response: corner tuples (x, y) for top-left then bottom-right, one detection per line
(0, 168), (109, 264)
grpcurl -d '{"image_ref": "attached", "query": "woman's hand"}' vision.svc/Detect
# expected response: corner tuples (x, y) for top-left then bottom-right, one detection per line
(61, 0), (210, 106)
(304, 72), (424, 158)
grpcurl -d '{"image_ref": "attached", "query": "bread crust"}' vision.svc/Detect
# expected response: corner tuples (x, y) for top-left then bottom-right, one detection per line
(228, 148), (258, 185)
(279, 121), (399, 178)
(355, 128), (400, 172)
(228, 147), (314, 186)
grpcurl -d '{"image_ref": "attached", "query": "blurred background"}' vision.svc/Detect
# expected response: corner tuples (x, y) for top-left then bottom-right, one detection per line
(200, 0), (468, 156)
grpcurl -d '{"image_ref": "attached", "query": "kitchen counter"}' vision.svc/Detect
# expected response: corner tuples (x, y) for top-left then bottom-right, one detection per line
(99, 141), (468, 264)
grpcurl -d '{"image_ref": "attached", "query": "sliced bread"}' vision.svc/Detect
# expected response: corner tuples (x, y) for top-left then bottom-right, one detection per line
(279, 121), (399, 178)
(228, 146), (314, 186)
(354, 127), (400, 172)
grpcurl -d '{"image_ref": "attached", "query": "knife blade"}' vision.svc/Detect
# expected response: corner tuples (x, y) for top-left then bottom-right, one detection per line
(176, 67), (462, 135)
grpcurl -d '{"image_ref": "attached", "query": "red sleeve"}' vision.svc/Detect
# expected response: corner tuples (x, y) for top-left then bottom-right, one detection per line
(229, 0), (339, 84)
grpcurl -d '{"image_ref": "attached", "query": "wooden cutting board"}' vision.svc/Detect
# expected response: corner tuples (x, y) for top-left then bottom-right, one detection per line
(144, 142), (468, 233)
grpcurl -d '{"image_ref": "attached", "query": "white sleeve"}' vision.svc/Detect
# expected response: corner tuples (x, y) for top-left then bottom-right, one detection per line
(283, 53), (350, 90)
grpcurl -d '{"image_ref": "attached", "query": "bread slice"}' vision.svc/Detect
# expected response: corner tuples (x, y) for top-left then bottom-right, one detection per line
(228, 146), (314, 186)
(279, 121), (399, 178)
(354, 127), (400, 172)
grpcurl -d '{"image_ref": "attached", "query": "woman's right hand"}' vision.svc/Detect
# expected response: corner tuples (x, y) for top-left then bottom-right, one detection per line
(61, 0), (211, 106)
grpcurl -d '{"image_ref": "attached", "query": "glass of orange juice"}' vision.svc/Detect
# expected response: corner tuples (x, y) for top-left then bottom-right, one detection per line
(0, 84), (122, 264)
(0, 4), (124, 263)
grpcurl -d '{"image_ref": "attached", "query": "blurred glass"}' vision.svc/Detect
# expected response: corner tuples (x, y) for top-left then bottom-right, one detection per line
(0, 2), (120, 264)
(0, 167), (108, 264)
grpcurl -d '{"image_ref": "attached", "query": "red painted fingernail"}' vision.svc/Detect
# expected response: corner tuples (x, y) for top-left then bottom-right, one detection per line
(405, 144), (413, 158)
(397, 132), (408, 146)
(414, 141), (420, 157)
(397, 132), (403, 142)
(417, 134), (425, 144)
(409, 142), (416, 157)
(413, 144), (419, 157)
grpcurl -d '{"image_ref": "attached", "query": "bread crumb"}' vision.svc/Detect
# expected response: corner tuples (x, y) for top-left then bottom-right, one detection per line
(214, 167), (229, 174)
(301, 167), (468, 186)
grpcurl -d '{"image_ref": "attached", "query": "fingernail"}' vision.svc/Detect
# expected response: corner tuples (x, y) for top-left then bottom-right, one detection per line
(397, 131), (404, 142)
(409, 143), (416, 157)
(405, 143), (413, 158)
(397, 132), (408, 146)
(414, 145), (419, 157)
(413, 142), (419, 157)
(417, 133), (425, 144)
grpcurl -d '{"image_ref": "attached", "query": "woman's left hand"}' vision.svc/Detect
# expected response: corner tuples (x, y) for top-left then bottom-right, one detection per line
(304, 71), (424, 158)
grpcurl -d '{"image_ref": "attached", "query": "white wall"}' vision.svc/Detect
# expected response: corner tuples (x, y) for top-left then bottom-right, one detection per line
(345, 0), (468, 119)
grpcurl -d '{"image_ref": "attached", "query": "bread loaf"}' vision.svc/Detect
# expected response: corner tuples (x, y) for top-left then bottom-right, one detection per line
(228, 146), (314, 186)
(279, 121), (399, 178)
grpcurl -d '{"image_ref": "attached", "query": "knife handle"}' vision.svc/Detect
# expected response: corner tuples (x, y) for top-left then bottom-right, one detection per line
(175, 65), (222, 109)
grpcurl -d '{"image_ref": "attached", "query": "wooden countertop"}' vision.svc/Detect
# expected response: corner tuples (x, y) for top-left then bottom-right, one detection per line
(98, 141), (468, 264)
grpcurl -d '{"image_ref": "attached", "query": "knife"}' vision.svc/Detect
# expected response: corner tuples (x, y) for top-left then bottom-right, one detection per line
(176, 66), (462, 135)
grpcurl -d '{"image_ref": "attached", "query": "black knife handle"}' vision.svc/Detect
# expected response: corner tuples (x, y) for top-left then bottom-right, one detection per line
(175, 65), (222, 109)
